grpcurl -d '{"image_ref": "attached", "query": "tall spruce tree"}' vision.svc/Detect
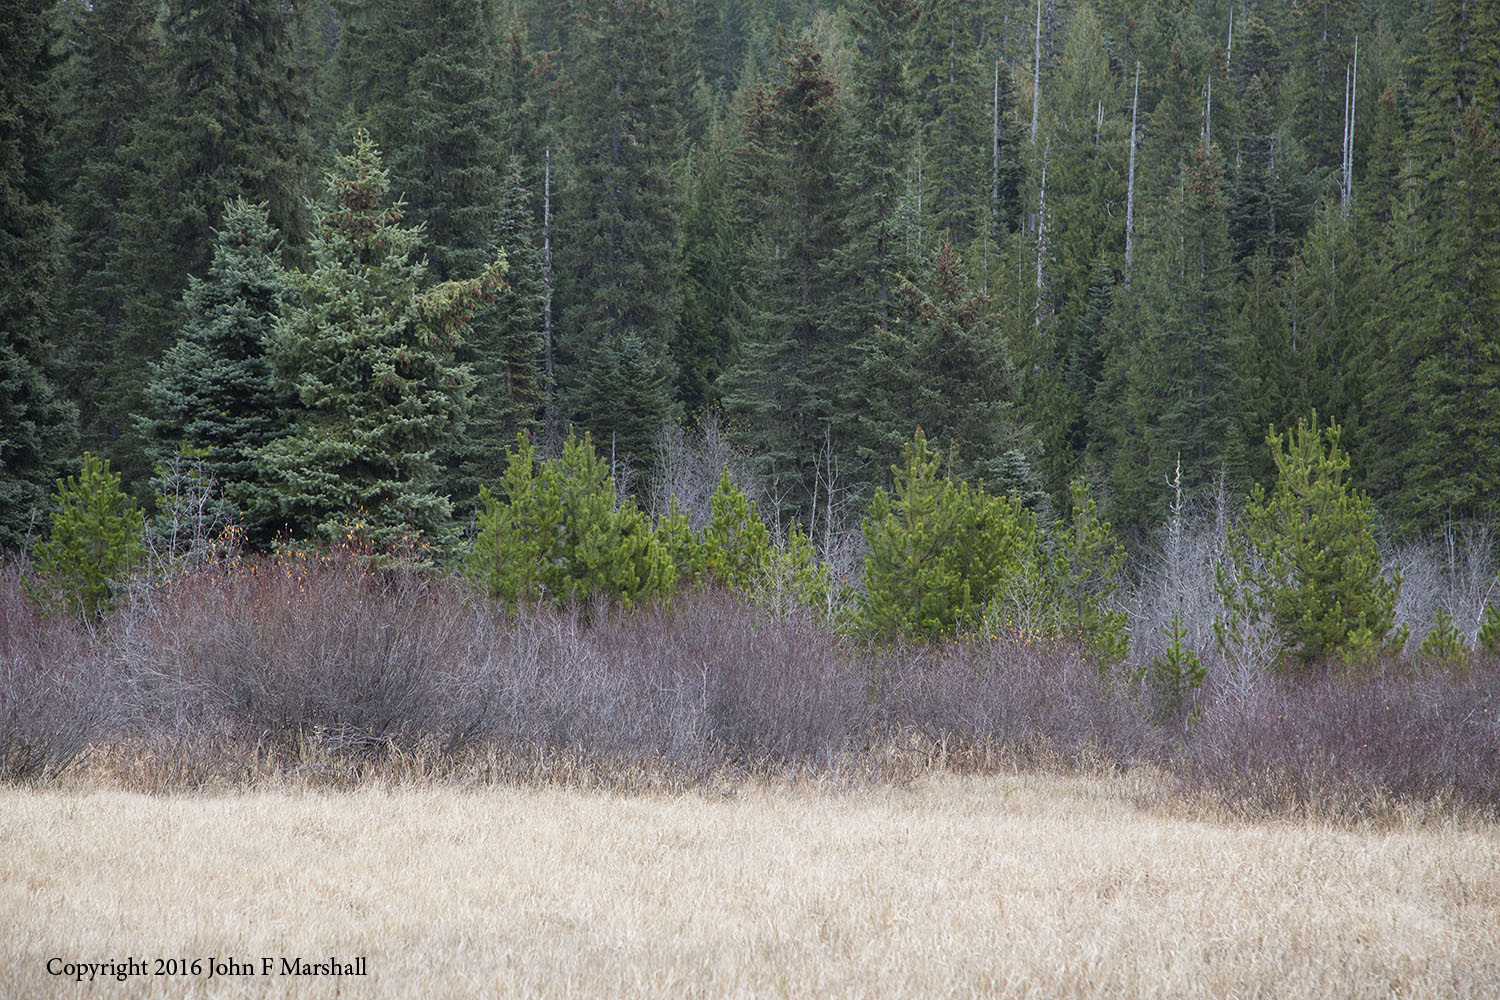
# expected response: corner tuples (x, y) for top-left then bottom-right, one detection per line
(256, 132), (505, 553)
(867, 235), (1021, 484)
(1095, 139), (1243, 529)
(446, 159), (548, 511)
(1358, 3), (1500, 534)
(0, 0), (78, 550)
(136, 199), (286, 542)
(1025, 5), (1128, 491)
(558, 0), (686, 472)
(845, 0), (920, 311)
(909, 0), (988, 249)
(723, 40), (863, 517)
(105, 0), (310, 488)
(50, 0), (157, 465)
(676, 114), (747, 417)
(334, 0), (505, 284)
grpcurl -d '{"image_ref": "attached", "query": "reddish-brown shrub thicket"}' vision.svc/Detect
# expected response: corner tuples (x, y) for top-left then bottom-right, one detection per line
(873, 636), (1155, 768)
(2, 550), (1498, 814)
(1185, 659), (1500, 813)
(0, 561), (115, 781)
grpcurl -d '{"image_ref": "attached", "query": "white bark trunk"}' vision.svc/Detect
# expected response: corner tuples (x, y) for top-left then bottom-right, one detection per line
(543, 145), (556, 452)
(1031, 0), (1041, 144)
(1125, 63), (1139, 286)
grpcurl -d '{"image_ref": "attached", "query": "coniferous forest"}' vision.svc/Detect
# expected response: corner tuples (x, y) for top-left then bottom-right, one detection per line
(5, 0), (1500, 794)
(2, 0), (1500, 821)
(3, 0), (1494, 549)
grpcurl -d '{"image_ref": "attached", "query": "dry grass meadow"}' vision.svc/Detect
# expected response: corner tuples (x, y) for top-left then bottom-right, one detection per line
(4, 771), (1498, 999)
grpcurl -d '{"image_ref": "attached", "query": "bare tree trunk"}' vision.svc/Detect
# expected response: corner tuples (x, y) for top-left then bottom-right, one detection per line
(1227, 5), (1233, 69)
(1031, 0), (1041, 144)
(1035, 140), (1048, 329)
(1125, 63), (1139, 286)
(1351, 34), (1358, 194)
(543, 145), (557, 454)
(993, 59), (1001, 212)
(1206, 73), (1213, 144)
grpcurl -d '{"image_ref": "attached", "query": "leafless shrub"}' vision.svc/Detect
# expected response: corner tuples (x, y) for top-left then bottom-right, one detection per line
(1184, 658), (1500, 816)
(116, 548), (477, 749)
(1122, 474), (1234, 669)
(1389, 522), (1498, 646)
(0, 561), (115, 782)
(874, 635), (1155, 770)
(457, 589), (872, 775)
(649, 413), (759, 527)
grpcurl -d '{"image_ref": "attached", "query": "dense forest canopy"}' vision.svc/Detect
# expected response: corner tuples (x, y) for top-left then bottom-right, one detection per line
(3, 0), (1498, 554)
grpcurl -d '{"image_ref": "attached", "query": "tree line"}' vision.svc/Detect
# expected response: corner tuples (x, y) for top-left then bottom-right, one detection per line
(3, 0), (1498, 556)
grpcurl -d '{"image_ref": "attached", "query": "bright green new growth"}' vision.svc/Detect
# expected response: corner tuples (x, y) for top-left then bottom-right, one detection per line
(464, 433), (673, 609)
(1418, 606), (1469, 670)
(1216, 417), (1403, 669)
(700, 468), (773, 591)
(1479, 602), (1500, 656)
(1052, 479), (1129, 664)
(25, 453), (144, 619)
(1137, 612), (1206, 725)
(860, 430), (1034, 642)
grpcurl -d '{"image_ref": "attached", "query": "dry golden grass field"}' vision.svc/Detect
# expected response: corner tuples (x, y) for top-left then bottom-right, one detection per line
(2, 771), (1498, 999)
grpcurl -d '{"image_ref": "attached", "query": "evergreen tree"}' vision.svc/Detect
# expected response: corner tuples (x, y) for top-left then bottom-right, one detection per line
(1361, 5), (1500, 534)
(493, 17), (560, 220)
(558, 0), (686, 473)
(49, 0), (157, 463)
(676, 115), (748, 417)
(1227, 70), (1313, 265)
(0, 0), (78, 550)
(1217, 416), (1402, 669)
(464, 431), (674, 609)
(445, 160), (548, 512)
(1025, 4), (1128, 490)
(1284, 0), (1361, 179)
(1096, 139), (1243, 528)
(1399, 108), (1500, 530)
(860, 429), (1036, 642)
(868, 235), (1021, 484)
(723, 41), (862, 517)
(107, 0), (311, 487)
(910, 0), (987, 249)
(256, 132), (505, 553)
(25, 454), (143, 620)
(845, 0), (920, 310)
(135, 199), (286, 542)
(335, 0), (505, 286)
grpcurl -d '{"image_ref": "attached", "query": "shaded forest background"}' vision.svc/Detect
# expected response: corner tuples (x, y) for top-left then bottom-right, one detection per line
(3, 0), (1499, 556)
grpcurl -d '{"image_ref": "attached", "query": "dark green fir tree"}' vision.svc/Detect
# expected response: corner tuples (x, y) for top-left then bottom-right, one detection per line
(0, 0), (78, 550)
(558, 0), (686, 473)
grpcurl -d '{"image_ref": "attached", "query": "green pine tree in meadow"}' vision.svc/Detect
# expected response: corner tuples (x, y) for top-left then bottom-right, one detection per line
(1216, 416), (1403, 670)
(860, 429), (1036, 642)
(25, 454), (144, 620)
(464, 432), (674, 608)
